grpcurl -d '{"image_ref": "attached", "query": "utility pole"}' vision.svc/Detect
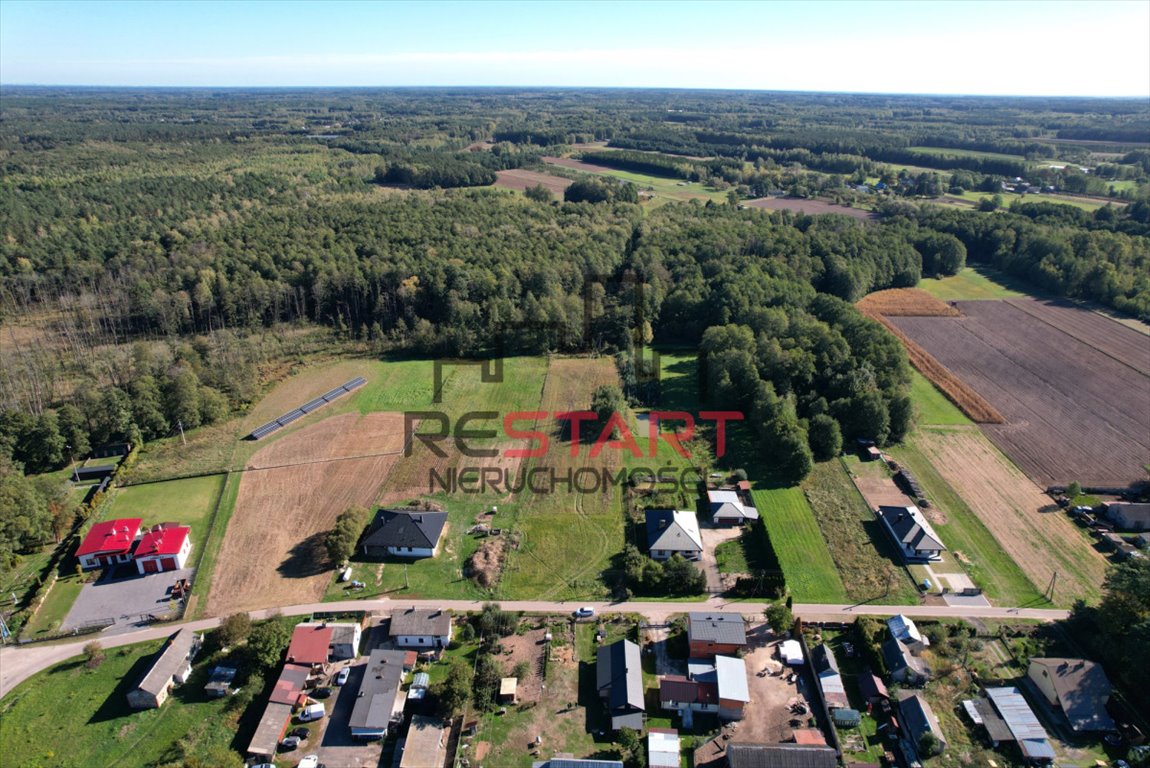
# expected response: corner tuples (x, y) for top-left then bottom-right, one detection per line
(177, 420), (186, 447)
(1047, 571), (1058, 602)
(404, 564), (409, 589)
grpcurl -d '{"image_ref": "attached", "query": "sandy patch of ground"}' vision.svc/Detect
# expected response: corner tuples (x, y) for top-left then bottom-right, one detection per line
(494, 169), (572, 195)
(206, 413), (405, 615)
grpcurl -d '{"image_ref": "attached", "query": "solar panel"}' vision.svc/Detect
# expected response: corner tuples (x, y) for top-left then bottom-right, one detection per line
(346, 376), (367, 388)
(320, 387), (346, 401)
(250, 421), (282, 440)
(300, 398), (327, 413)
(276, 410), (304, 426)
(249, 378), (367, 438)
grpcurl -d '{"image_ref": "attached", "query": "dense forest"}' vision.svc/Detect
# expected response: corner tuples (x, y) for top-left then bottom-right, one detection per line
(1, 87), (1148, 564)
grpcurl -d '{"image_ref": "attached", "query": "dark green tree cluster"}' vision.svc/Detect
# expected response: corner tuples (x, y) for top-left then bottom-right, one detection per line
(621, 544), (706, 595)
(325, 506), (369, 565)
(0, 455), (75, 568)
(564, 176), (639, 204)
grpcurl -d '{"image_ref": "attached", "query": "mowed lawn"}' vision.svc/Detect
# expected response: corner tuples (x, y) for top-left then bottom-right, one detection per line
(909, 370), (973, 427)
(0, 640), (236, 768)
(917, 266), (1025, 301)
(751, 485), (846, 603)
(104, 474), (227, 559)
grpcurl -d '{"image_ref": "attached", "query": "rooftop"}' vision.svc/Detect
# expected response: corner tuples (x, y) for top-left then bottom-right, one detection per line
(363, 508), (447, 550)
(270, 663), (311, 705)
(350, 649), (408, 731)
(133, 628), (198, 696)
(648, 728), (681, 768)
(878, 505), (945, 553)
(286, 623), (334, 665)
(715, 654), (750, 702)
(1029, 658), (1115, 732)
(597, 639), (644, 713)
(76, 518), (142, 557)
(688, 612), (748, 646)
(390, 607), (452, 637)
(399, 715), (447, 768)
(726, 743), (838, 768)
(646, 509), (703, 553)
(986, 686), (1055, 761)
(133, 523), (190, 558)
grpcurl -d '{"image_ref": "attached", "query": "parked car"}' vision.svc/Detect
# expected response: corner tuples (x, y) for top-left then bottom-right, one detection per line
(573, 606), (596, 618)
(288, 727), (310, 740)
(298, 756), (321, 768)
(335, 667), (350, 686)
(280, 736), (301, 751)
(311, 687), (333, 699)
(298, 703), (326, 722)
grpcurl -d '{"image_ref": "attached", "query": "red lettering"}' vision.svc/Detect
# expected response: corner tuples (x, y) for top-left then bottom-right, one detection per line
(699, 411), (744, 458)
(590, 412), (642, 458)
(557, 411), (597, 456)
(648, 411), (695, 458)
(503, 412), (549, 458)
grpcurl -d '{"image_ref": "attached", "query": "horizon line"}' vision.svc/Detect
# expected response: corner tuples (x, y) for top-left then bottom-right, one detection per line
(3, 83), (1150, 100)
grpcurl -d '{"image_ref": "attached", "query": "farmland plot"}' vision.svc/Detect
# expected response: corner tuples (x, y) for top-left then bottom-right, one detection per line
(891, 301), (1150, 487)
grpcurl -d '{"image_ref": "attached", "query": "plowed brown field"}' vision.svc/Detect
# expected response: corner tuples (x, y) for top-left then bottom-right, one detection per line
(494, 169), (572, 195)
(892, 301), (1150, 487)
(207, 412), (405, 615)
(914, 428), (1108, 605)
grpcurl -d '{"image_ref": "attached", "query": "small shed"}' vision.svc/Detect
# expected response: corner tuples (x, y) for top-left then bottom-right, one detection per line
(499, 677), (518, 704)
(834, 708), (862, 727)
(780, 639), (804, 665)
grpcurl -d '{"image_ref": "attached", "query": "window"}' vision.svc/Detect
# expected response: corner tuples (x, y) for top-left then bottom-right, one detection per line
(418, 637), (425, 644)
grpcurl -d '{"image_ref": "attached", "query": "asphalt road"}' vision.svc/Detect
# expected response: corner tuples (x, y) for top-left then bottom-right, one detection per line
(0, 596), (1069, 698)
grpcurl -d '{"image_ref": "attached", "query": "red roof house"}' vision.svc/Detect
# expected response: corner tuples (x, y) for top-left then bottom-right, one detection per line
(134, 523), (192, 575)
(270, 663), (312, 705)
(286, 624), (334, 667)
(76, 518), (143, 570)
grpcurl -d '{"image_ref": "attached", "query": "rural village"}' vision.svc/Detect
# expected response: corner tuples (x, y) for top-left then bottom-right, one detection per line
(0, 28), (1148, 768)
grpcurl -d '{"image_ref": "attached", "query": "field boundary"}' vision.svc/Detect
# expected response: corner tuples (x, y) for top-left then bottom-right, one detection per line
(863, 310), (1005, 424)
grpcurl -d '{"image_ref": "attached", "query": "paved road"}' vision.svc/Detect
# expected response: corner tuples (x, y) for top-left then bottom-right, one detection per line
(0, 596), (1068, 698)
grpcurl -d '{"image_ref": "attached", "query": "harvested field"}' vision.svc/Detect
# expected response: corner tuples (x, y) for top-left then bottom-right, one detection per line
(857, 288), (962, 317)
(206, 412), (405, 615)
(493, 168), (572, 195)
(868, 313), (1005, 424)
(744, 197), (876, 220)
(914, 428), (1108, 605)
(892, 300), (1150, 487)
(541, 155), (618, 174)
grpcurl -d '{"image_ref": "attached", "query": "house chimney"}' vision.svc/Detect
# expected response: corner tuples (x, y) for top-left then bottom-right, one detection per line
(660, 518), (668, 528)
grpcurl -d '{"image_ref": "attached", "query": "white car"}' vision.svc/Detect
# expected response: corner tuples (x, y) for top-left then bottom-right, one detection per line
(298, 756), (320, 768)
(335, 667), (350, 686)
(298, 703), (326, 722)
(573, 606), (596, 618)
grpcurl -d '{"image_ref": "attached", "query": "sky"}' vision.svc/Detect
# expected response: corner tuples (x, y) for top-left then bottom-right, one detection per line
(1, 0), (1148, 96)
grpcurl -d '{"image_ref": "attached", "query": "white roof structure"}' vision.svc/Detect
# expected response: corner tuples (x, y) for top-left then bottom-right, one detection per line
(715, 655), (750, 703)
(648, 728), (681, 768)
(708, 489), (760, 521)
(887, 614), (927, 646)
(781, 639), (804, 665)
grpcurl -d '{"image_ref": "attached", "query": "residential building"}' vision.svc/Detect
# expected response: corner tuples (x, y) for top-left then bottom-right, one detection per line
(649, 728), (681, 768)
(688, 612), (747, 656)
(858, 670), (888, 706)
(1027, 658), (1115, 732)
(286, 623), (334, 668)
(876, 505), (945, 562)
(328, 622), (362, 660)
(361, 509), (448, 558)
(133, 523), (193, 574)
(1102, 502), (1150, 531)
(707, 489), (759, 526)
(597, 639), (645, 730)
(247, 663), (311, 759)
(646, 509), (703, 561)
(661, 655), (749, 724)
(126, 629), (200, 709)
(76, 518), (142, 570)
(887, 615), (929, 655)
(532, 757), (623, 768)
(984, 687), (1056, 764)
(898, 692), (946, 758)
(399, 715), (448, 768)
(349, 649), (408, 739)
(725, 743), (838, 768)
(813, 644), (848, 710)
(882, 638), (930, 685)
(389, 607), (453, 648)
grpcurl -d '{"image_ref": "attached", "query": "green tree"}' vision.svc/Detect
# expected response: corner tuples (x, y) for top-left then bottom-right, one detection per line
(164, 370), (203, 430)
(25, 411), (66, 472)
(129, 376), (170, 439)
(662, 554), (706, 595)
(325, 505), (369, 565)
(56, 404), (91, 460)
(83, 641), (105, 670)
(918, 732), (941, 757)
(807, 414), (842, 461)
(246, 620), (293, 671)
(473, 652), (503, 710)
(524, 184), (554, 204)
(434, 657), (473, 716)
(217, 612), (253, 646)
(476, 602), (518, 637)
(199, 386), (230, 425)
(765, 602), (794, 633)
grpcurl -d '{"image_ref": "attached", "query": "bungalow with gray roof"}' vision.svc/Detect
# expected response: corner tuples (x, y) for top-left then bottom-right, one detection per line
(646, 509), (703, 561)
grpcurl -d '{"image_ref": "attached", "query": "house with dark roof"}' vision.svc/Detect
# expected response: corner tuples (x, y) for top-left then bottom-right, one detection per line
(858, 669), (888, 705)
(126, 628), (200, 709)
(350, 649), (408, 739)
(597, 638), (644, 730)
(389, 607), (453, 648)
(76, 518), (142, 570)
(898, 692), (947, 759)
(646, 509), (703, 561)
(532, 757), (624, 768)
(813, 644), (848, 710)
(362, 509), (448, 559)
(707, 489), (759, 526)
(725, 743), (838, 768)
(882, 637), (930, 686)
(876, 505), (945, 562)
(1102, 502), (1150, 531)
(661, 655), (748, 725)
(688, 612), (747, 656)
(1027, 658), (1115, 732)
(887, 614), (928, 655)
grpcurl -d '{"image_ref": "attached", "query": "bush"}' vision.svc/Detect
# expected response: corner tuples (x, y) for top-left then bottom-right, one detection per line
(83, 641), (105, 669)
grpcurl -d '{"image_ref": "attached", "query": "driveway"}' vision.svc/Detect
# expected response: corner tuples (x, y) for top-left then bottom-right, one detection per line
(642, 624), (685, 676)
(699, 525), (743, 593)
(61, 566), (194, 634)
(312, 622), (390, 768)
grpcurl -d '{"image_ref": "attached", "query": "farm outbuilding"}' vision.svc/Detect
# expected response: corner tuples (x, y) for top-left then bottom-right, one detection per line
(133, 523), (192, 574)
(76, 518), (142, 570)
(126, 629), (200, 710)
